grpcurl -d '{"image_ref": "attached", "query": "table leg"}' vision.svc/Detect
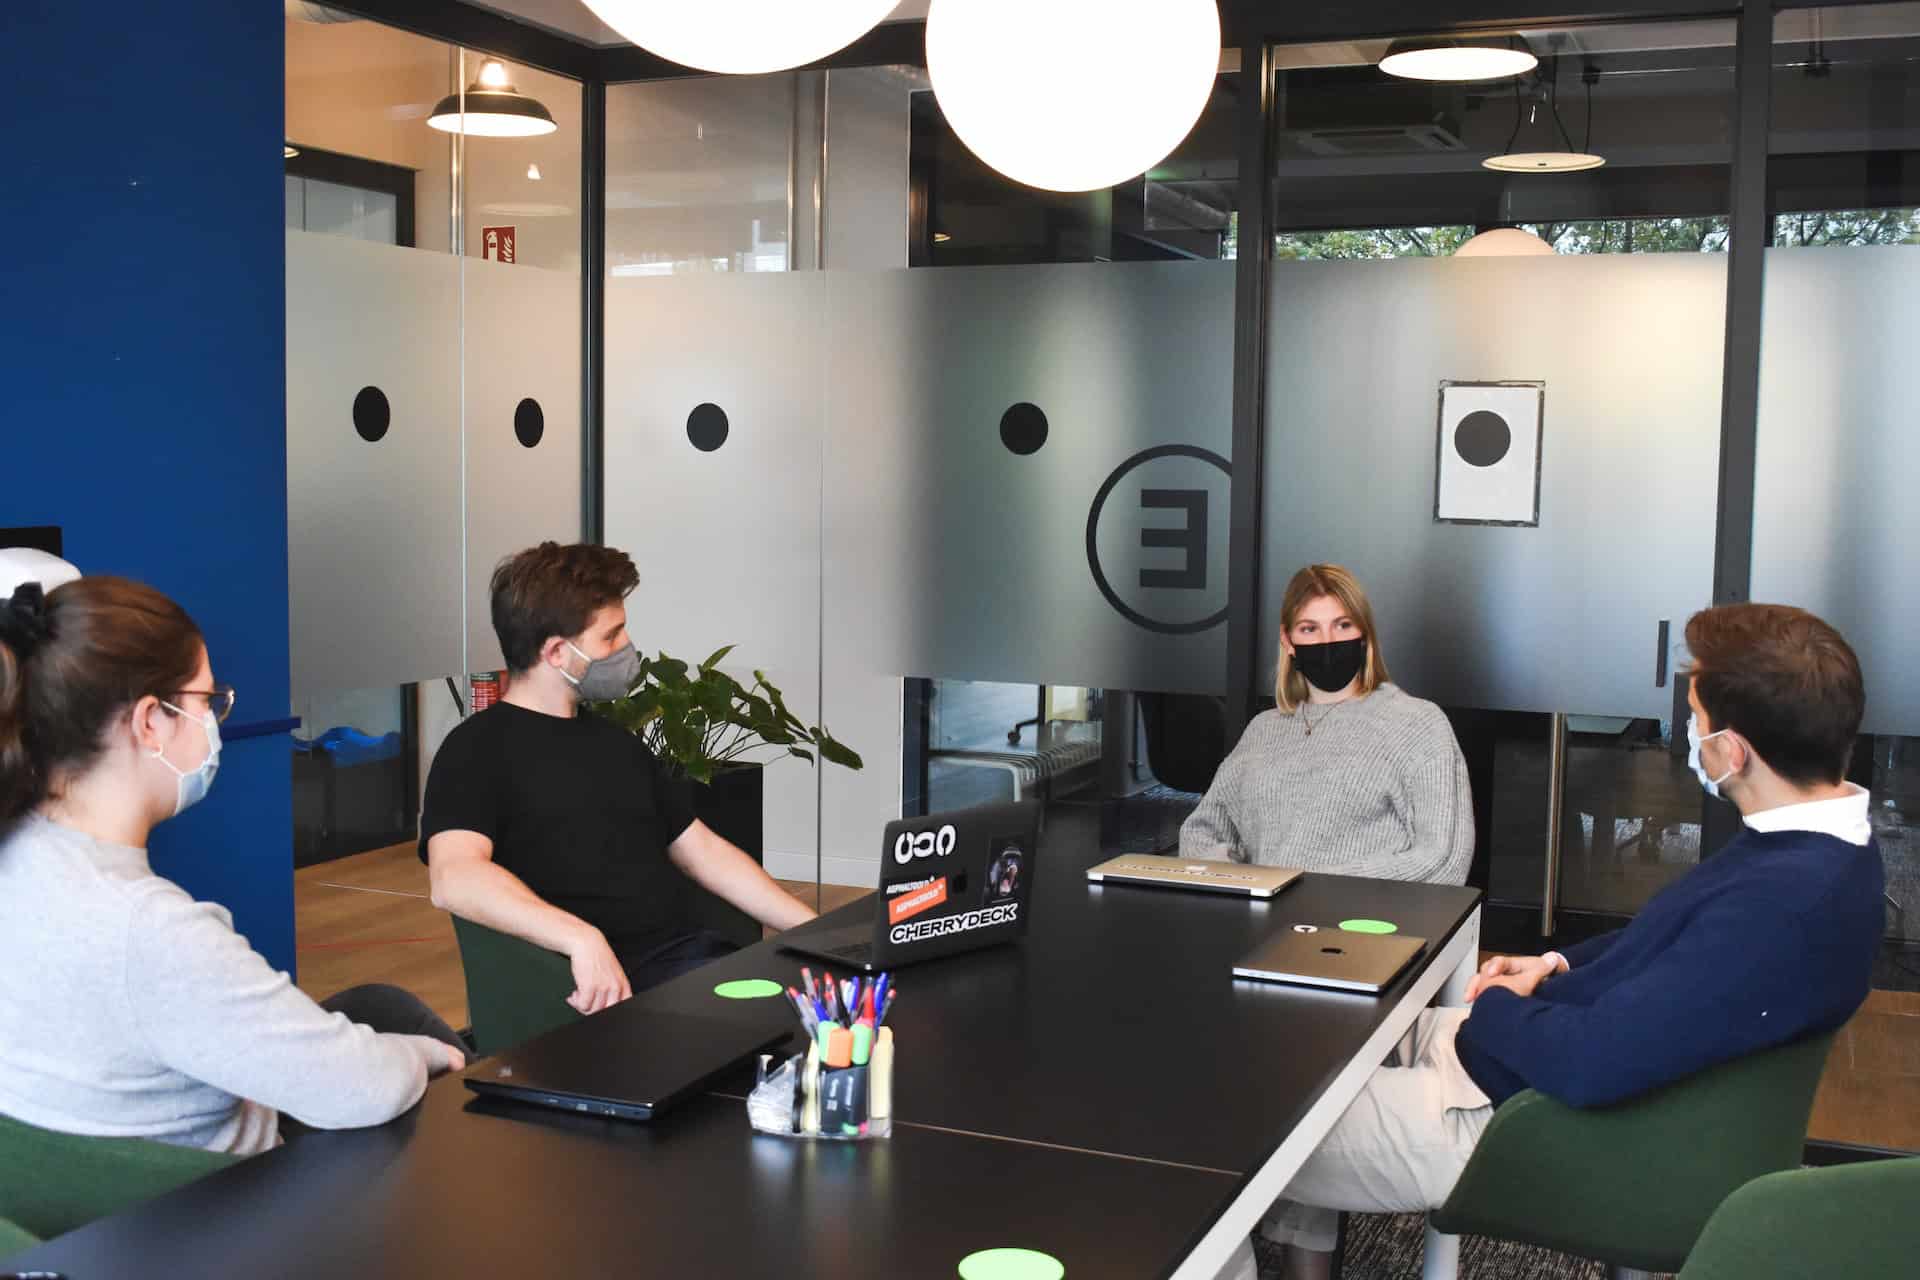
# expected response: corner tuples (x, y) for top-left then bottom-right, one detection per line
(1438, 907), (1479, 1007)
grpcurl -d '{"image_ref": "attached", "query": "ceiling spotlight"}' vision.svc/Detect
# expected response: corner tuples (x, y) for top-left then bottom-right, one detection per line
(1380, 35), (1536, 83)
(284, 143), (300, 159)
(428, 60), (558, 138)
(526, 164), (542, 181)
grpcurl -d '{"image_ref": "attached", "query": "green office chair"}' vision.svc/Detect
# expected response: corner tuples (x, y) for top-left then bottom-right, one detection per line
(0, 1110), (238, 1241)
(1676, 1154), (1920, 1279)
(452, 915), (581, 1058)
(0, 1215), (42, 1262)
(1426, 1029), (1837, 1278)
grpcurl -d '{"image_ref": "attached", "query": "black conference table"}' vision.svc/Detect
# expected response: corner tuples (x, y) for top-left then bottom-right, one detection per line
(10, 825), (1481, 1280)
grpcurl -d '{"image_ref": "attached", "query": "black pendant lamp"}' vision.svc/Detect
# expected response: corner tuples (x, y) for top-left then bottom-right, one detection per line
(428, 60), (556, 138)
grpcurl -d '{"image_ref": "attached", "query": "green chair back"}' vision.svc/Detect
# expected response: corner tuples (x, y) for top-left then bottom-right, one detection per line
(0, 1215), (42, 1262)
(451, 915), (581, 1058)
(1431, 1029), (1837, 1273)
(0, 1110), (238, 1240)
(1677, 1154), (1920, 1280)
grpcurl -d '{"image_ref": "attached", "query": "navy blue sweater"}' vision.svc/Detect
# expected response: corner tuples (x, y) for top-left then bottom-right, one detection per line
(1456, 826), (1884, 1108)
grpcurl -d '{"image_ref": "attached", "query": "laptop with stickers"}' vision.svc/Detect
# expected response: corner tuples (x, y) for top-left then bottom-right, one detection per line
(778, 800), (1041, 973)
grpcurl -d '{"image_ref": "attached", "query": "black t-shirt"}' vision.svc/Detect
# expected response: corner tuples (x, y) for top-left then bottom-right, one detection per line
(418, 702), (698, 956)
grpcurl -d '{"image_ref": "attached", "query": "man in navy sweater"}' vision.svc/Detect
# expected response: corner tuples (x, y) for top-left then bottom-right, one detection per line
(1251, 604), (1885, 1280)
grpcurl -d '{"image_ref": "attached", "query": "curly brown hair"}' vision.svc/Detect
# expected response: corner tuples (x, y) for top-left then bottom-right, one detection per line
(489, 542), (640, 673)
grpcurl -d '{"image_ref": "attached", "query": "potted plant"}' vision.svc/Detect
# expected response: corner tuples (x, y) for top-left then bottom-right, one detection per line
(586, 646), (863, 944)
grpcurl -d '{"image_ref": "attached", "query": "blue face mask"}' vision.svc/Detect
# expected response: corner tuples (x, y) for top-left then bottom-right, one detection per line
(1686, 715), (1735, 798)
(152, 701), (222, 817)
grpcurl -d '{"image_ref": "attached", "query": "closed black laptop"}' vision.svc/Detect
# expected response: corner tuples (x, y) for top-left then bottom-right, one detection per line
(464, 1008), (789, 1121)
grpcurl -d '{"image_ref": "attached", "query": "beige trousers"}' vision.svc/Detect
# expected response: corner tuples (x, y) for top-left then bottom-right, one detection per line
(1258, 1006), (1495, 1253)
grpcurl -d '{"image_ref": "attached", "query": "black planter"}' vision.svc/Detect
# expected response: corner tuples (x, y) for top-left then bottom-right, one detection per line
(684, 763), (767, 949)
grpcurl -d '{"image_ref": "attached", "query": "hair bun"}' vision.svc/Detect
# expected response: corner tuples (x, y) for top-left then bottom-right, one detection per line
(0, 583), (52, 659)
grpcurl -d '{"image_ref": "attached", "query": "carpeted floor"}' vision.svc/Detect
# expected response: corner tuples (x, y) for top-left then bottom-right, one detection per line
(1254, 1215), (1662, 1280)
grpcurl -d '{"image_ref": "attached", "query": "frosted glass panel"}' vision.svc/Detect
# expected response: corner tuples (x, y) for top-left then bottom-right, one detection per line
(463, 257), (583, 670)
(828, 261), (1234, 694)
(287, 231), (462, 697)
(304, 178), (398, 244)
(1752, 246), (1920, 735)
(1262, 254), (1725, 716)
(604, 274), (824, 876)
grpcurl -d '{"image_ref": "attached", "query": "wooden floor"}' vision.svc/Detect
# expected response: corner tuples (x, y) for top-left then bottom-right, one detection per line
(296, 845), (1920, 1152)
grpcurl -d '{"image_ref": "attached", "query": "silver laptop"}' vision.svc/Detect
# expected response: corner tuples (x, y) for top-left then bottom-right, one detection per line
(1086, 854), (1302, 899)
(1232, 926), (1428, 993)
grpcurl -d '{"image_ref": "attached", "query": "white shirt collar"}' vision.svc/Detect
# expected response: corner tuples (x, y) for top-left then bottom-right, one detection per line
(1742, 782), (1873, 847)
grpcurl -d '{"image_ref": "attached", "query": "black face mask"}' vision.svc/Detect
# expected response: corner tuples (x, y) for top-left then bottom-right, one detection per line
(1293, 637), (1367, 694)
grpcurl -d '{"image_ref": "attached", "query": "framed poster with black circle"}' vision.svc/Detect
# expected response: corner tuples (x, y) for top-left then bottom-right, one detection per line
(1433, 380), (1544, 527)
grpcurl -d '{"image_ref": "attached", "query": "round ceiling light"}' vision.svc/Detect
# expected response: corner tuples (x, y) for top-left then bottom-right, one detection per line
(428, 61), (557, 137)
(1483, 150), (1606, 173)
(1379, 36), (1537, 83)
(1453, 227), (1556, 257)
(580, 0), (898, 74)
(926, 0), (1221, 193)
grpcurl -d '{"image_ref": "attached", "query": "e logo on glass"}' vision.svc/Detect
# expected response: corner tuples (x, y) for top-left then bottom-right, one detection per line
(1085, 445), (1231, 635)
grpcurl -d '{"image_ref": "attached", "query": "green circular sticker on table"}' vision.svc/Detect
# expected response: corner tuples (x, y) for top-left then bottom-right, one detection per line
(957, 1248), (1065, 1280)
(1339, 919), (1399, 935)
(712, 978), (784, 1000)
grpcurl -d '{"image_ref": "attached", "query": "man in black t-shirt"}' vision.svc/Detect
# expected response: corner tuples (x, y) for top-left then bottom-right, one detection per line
(420, 542), (816, 1012)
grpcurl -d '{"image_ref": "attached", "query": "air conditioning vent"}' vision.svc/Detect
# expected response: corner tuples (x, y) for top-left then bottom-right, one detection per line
(1288, 122), (1467, 157)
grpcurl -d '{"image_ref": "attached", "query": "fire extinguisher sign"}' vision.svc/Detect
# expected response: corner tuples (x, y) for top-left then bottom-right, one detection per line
(482, 226), (516, 263)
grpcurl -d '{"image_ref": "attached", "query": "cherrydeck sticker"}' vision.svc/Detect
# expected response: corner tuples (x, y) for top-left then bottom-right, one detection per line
(888, 877), (950, 924)
(889, 903), (1020, 945)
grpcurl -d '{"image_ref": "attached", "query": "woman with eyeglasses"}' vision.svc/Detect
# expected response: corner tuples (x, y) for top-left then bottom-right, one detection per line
(0, 575), (464, 1154)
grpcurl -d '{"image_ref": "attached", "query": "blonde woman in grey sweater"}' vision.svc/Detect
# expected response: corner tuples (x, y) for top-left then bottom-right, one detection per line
(1179, 564), (1472, 885)
(0, 575), (464, 1156)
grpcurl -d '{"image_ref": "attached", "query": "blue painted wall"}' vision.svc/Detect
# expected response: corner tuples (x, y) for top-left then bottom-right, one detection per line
(6, 3), (294, 971)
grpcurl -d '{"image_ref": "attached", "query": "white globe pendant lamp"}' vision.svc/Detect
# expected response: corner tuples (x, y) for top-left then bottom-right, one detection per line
(1453, 227), (1556, 257)
(579, 0), (899, 75)
(926, 0), (1222, 193)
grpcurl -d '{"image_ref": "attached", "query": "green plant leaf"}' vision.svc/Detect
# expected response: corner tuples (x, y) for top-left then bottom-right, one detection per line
(699, 644), (735, 673)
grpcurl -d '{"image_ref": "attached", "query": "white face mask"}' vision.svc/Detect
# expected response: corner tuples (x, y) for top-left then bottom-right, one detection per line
(152, 701), (222, 817)
(1686, 715), (1736, 798)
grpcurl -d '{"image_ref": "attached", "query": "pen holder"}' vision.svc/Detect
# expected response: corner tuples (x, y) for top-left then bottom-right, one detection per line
(746, 1027), (895, 1141)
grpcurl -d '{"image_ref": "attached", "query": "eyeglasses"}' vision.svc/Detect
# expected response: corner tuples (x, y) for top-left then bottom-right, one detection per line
(166, 684), (238, 723)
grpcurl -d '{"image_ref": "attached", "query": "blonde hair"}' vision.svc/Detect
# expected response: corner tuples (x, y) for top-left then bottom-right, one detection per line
(1274, 564), (1391, 713)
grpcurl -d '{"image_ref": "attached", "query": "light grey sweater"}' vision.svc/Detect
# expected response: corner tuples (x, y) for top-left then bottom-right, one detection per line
(0, 815), (443, 1154)
(1179, 684), (1474, 884)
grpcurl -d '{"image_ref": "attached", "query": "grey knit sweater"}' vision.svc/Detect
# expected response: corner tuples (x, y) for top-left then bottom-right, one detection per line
(0, 815), (444, 1153)
(1179, 684), (1474, 884)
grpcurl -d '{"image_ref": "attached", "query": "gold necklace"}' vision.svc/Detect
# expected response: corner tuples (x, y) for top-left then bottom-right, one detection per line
(1302, 698), (1350, 736)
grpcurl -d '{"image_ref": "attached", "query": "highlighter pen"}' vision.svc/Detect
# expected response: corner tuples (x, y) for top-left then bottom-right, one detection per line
(802, 1040), (822, 1135)
(851, 1020), (874, 1067)
(825, 1026), (854, 1069)
(870, 1026), (894, 1120)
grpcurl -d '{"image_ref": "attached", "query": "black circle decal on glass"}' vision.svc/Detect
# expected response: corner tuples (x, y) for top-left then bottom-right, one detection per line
(1454, 410), (1512, 468)
(687, 403), (729, 452)
(1000, 402), (1048, 455)
(352, 386), (390, 443)
(513, 398), (544, 448)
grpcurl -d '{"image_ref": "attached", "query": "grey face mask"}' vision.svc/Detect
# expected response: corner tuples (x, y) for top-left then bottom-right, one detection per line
(562, 639), (640, 701)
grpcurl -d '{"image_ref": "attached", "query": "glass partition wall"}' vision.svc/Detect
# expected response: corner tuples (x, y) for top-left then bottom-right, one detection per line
(284, 10), (583, 866)
(278, 0), (1917, 1150)
(1263, 20), (1737, 940)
